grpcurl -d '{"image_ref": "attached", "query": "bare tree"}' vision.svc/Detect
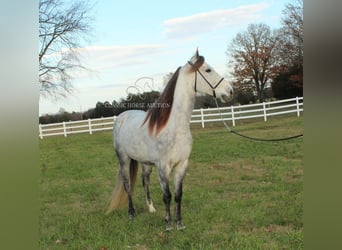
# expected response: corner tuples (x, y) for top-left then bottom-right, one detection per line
(227, 23), (283, 102)
(280, 0), (303, 67)
(270, 0), (303, 99)
(282, 0), (303, 46)
(39, 0), (93, 98)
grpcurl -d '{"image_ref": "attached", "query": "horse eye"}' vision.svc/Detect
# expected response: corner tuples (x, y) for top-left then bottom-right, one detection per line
(205, 68), (211, 73)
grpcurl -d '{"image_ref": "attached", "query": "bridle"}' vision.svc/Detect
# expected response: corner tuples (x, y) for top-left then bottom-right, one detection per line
(188, 61), (224, 98)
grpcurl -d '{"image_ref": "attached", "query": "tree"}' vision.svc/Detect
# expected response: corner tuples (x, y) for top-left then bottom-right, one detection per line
(270, 0), (303, 99)
(39, 0), (93, 98)
(281, 0), (303, 67)
(232, 83), (257, 105)
(227, 23), (283, 102)
(272, 64), (303, 99)
(95, 102), (105, 117)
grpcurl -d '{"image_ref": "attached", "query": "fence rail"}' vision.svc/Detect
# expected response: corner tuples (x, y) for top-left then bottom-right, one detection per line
(39, 97), (303, 139)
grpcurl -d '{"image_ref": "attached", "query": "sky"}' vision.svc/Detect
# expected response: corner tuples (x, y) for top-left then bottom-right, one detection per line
(39, 0), (290, 115)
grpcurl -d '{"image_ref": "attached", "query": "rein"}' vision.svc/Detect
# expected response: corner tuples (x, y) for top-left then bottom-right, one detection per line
(187, 60), (303, 142)
(213, 98), (304, 142)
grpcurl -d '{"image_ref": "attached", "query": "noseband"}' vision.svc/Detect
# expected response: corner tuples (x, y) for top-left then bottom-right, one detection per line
(188, 61), (224, 98)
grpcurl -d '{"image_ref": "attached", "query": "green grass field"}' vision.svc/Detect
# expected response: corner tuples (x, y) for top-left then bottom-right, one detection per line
(39, 116), (303, 249)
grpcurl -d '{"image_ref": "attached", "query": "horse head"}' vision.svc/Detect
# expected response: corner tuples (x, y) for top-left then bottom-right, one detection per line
(188, 49), (233, 103)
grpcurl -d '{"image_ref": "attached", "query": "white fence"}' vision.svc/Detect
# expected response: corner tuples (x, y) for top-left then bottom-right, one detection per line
(39, 97), (303, 139)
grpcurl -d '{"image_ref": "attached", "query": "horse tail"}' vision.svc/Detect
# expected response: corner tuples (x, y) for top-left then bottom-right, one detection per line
(106, 159), (138, 214)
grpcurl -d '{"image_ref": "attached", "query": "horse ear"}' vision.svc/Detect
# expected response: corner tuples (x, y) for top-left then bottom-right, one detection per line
(189, 49), (204, 72)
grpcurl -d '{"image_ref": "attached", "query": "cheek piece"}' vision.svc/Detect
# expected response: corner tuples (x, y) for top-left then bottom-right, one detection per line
(188, 61), (224, 98)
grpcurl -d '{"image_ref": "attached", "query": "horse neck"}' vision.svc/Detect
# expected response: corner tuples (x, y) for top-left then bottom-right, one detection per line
(167, 69), (195, 133)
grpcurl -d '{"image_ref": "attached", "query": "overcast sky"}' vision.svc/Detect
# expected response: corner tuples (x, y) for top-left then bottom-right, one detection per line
(39, 0), (289, 115)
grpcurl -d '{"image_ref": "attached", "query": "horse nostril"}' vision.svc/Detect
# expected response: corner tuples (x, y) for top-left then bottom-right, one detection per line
(230, 89), (233, 96)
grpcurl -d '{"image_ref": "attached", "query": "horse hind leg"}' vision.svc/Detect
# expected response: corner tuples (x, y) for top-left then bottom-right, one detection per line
(141, 164), (156, 213)
(117, 151), (138, 220)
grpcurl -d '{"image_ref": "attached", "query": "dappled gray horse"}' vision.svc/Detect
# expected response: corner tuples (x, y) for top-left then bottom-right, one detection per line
(106, 50), (233, 231)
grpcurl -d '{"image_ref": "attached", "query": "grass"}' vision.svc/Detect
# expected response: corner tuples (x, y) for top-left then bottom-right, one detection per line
(39, 115), (303, 249)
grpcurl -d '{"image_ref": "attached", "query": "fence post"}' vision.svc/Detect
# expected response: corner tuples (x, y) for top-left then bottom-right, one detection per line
(39, 124), (43, 139)
(296, 96), (300, 117)
(88, 118), (92, 135)
(262, 102), (267, 122)
(63, 121), (67, 137)
(231, 105), (235, 126)
(200, 108), (205, 128)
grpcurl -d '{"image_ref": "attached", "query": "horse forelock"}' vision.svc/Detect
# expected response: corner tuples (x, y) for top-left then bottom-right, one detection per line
(142, 66), (181, 135)
(189, 55), (205, 72)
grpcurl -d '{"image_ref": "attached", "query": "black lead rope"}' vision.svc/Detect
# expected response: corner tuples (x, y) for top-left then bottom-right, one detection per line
(213, 98), (304, 142)
(229, 130), (303, 142)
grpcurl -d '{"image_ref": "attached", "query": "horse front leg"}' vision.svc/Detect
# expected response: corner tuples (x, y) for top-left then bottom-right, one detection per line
(157, 165), (172, 231)
(174, 160), (188, 230)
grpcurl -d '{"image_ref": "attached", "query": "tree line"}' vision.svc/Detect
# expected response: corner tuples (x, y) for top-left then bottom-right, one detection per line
(39, 92), (232, 124)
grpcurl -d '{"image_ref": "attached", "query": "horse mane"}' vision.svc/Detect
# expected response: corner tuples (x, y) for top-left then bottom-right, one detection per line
(142, 66), (181, 135)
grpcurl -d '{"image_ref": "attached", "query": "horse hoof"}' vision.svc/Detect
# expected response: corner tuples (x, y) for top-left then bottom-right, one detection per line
(165, 224), (173, 231)
(176, 222), (186, 231)
(149, 207), (156, 213)
(128, 214), (135, 221)
(148, 204), (156, 213)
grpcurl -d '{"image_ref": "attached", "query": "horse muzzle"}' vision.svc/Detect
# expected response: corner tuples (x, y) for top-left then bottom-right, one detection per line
(219, 89), (233, 103)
